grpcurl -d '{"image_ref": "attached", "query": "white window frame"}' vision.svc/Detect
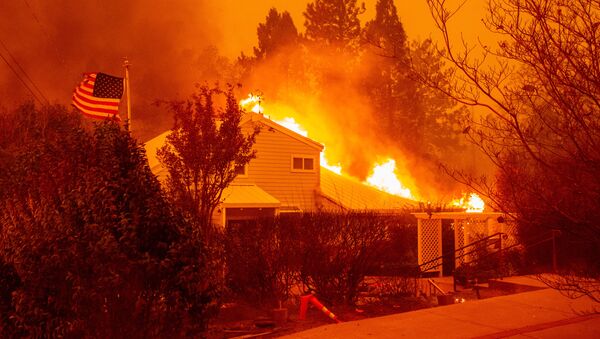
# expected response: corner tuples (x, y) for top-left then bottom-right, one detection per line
(291, 154), (316, 172)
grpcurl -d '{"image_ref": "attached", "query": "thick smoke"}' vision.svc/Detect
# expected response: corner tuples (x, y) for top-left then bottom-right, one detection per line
(0, 0), (489, 200)
(238, 40), (467, 200)
(0, 0), (243, 140)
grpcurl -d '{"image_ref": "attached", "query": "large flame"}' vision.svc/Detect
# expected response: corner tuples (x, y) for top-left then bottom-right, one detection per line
(365, 159), (414, 199)
(240, 94), (416, 199)
(274, 117), (307, 137)
(239, 93), (264, 114)
(272, 117), (342, 174)
(273, 116), (412, 197)
(451, 193), (485, 213)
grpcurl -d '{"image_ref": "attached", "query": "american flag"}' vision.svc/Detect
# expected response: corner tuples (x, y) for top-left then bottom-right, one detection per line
(72, 72), (124, 120)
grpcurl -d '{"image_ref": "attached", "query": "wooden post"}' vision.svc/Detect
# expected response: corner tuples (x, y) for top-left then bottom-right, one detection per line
(123, 58), (132, 132)
(552, 230), (558, 273)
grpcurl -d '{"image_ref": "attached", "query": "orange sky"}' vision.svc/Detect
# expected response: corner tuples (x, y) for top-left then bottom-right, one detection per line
(214, 1), (490, 58)
(0, 0), (491, 107)
(0, 0), (495, 199)
(0, 0), (493, 145)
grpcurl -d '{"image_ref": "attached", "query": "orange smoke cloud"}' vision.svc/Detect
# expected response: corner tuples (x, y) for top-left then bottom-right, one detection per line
(237, 39), (453, 199)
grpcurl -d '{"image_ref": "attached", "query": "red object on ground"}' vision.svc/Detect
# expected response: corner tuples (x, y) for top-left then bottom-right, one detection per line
(298, 294), (342, 323)
(299, 294), (312, 320)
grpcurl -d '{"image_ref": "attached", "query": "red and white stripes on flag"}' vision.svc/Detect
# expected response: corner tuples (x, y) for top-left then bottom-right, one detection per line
(72, 72), (124, 120)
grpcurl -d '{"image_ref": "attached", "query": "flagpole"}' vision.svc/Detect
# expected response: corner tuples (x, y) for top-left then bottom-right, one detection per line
(123, 57), (132, 132)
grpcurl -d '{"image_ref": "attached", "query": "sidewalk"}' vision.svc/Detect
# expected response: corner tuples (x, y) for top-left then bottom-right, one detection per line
(282, 282), (599, 338)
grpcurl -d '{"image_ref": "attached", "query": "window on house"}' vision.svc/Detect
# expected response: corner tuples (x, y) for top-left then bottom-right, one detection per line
(291, 155), (316, 172)
(303, 158), (314, 170)
(293, 157), (303, 170)
(234, 164), (248, 177)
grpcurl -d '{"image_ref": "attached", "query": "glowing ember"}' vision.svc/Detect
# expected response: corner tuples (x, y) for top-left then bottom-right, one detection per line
(239, 93), (263, 114)
(365, 159), (414, 199)
(451, 193), (485, 213)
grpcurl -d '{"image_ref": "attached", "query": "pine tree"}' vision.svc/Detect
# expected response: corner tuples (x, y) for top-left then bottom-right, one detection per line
(304, 0), (365, 53)
(361, 0), (414, 146)
(363, 0), (407, 57)
(361, 0), (465, 169)
(254, 8), (299, 60)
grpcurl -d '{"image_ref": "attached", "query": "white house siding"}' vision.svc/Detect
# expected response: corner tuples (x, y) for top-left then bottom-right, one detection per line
(232, 119), (322, 212)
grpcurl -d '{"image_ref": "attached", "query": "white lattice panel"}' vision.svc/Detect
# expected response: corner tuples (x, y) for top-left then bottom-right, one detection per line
(454, 218), (488, 263)
(502, 220), (519, 248)
(414, 212), (509, 274)
(454, 219), (466, 267)
(418, 219), (442, 272)
(488, 217), (503, 235)
(468, 219), (488, 243)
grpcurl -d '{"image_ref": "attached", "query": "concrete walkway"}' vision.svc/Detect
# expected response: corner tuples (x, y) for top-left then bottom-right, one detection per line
(282, 279), (599, 338)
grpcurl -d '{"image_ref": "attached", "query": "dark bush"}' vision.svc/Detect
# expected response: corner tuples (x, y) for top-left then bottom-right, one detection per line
(0, 104), (220, 337)
(223, 211), (418, 307)
(224, 217), (301, 306)
(297, 211), (394, 305)
(367, 214), (418, 276)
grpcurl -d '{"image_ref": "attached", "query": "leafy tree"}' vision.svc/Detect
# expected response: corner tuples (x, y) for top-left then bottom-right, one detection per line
(304, 0), (365, 53)
(254, 8), (299, 60)
(421, 0), (600, 300)
(0, 103), (220, 336)
(157, 84), (258, 230)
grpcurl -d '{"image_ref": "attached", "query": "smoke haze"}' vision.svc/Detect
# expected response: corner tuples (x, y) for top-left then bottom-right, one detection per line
(0, 0), (490, 200)
(0, 0), (486, 137)
(0, 0), (229, 138)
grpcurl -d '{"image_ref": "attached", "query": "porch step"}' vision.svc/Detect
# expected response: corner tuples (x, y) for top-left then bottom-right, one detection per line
(488, 276), (547, 293)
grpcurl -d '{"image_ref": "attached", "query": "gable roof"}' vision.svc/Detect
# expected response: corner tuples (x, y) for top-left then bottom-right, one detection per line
(221, 184), (280, 208)
(144, 113), (324, 174)
(144, 114), (417, 212)
(241, 113), (324, 152)
(144, 130), (169, 172)
(319, 167), (416, 211)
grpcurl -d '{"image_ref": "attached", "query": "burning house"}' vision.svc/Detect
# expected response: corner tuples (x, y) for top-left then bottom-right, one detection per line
(144, 107), (517, 278)
(144, 112), (415, 226)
